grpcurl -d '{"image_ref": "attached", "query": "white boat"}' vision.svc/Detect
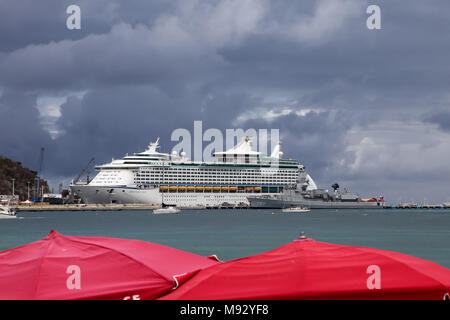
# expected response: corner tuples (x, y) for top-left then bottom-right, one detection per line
(282, 206), (310, 213)
(0, 204), (17, 219)
(153, 206), (180, 214)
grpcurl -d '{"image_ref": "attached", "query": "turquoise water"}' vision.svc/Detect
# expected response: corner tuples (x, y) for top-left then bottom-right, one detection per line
(1, 209), (449, 268)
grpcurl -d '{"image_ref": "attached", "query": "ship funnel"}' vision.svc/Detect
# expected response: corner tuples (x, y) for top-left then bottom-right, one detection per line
(332, 183), (339, 194)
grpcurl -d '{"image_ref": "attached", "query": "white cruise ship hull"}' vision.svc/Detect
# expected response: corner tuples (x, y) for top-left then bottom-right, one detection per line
(71, 184), (272, 207)
(70, 185), (160, 205)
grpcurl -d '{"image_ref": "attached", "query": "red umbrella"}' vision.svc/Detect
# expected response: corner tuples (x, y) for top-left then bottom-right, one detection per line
(0, 230), (219, 300)
(160, 235), (450, 300)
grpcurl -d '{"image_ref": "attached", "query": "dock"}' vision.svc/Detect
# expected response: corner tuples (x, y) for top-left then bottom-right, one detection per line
(14, 203), (253, 212)
(16, 203), (160, 212)
(394, 204), (448, 209)
(13, 203), (450, 212)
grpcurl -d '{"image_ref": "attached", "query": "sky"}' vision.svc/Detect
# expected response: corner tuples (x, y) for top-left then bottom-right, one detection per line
(0, 0), (449, 203)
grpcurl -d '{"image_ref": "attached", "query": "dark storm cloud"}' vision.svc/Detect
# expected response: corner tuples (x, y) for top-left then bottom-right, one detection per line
(1, 0), (450, 202)
(240, 110), (354, 183)
(0, 89), (53, 170)
(50, 85), (266, 177)
(0, 0), (175, 53)
(424, 111), (450, 132)
(0, 0), (113, 53)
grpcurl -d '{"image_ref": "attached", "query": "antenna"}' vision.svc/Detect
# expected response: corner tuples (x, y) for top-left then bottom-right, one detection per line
(32, 147), (45, 202)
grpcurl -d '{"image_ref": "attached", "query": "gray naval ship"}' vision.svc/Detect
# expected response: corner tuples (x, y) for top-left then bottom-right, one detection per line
(248, 177), (385, 209)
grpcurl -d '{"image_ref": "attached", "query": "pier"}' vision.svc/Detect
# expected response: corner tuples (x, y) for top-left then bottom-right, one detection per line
(13, 201), (255, 212)
(16, 203), (160, 212)
(394, 203), (449, 209)
(12, 202), (450, 212)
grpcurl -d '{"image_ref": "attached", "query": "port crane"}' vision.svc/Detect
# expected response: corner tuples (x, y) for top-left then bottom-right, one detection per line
(73, 158), (95, 185)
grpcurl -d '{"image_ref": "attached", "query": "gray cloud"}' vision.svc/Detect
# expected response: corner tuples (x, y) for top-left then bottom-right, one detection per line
(0, 89), (53, 171)
(424, 111), (450, 132)
(1, 0), (450, 203)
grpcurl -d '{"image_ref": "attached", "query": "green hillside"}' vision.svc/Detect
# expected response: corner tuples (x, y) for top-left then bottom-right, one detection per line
(0, 156), (50, 200)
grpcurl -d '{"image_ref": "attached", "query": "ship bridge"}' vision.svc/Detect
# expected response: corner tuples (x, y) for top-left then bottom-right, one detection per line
(95, 138), (169, 169)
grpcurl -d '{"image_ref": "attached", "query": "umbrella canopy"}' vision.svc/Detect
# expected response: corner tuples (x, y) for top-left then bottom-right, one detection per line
(160, 236), (450, 300)
(0, 230), (219, 300)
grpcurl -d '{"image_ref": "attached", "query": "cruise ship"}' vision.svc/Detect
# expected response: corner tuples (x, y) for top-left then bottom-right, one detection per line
(71, 136), (313, 206)
(70, 137), (384, 208)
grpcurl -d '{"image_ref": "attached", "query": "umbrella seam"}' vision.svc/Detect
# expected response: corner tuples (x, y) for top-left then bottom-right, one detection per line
(32, 237), (53, 299)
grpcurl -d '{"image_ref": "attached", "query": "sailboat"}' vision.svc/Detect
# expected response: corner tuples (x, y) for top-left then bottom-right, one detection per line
(153, 206), (181, 214)
(443, 199), (450, 208)
(282, 206), (311, 213)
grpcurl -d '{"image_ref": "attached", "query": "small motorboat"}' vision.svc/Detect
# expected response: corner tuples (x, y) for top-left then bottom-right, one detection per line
(0, 204), (17, 219)
(282, 206), (311, 213)
(153, 206), (180, 214)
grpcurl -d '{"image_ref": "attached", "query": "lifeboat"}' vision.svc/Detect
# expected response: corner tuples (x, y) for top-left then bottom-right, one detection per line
(212, 186), (221, 191)
(187, 186), (196, 191)
(195, 186), (204, 190)
(204, 186), (213, 191)
(254, 186), (262, 192)
(245, 186), (254, 192)
(159, 186), (169, 191)
(228, 186), (237, 192)
(178, 186), (187, 191)
(221, 186), (229, 192)
(169, 186), (178, 191)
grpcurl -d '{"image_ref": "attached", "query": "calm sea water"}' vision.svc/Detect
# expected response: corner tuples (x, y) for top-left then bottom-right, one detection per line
(1, 208), (449, 268)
